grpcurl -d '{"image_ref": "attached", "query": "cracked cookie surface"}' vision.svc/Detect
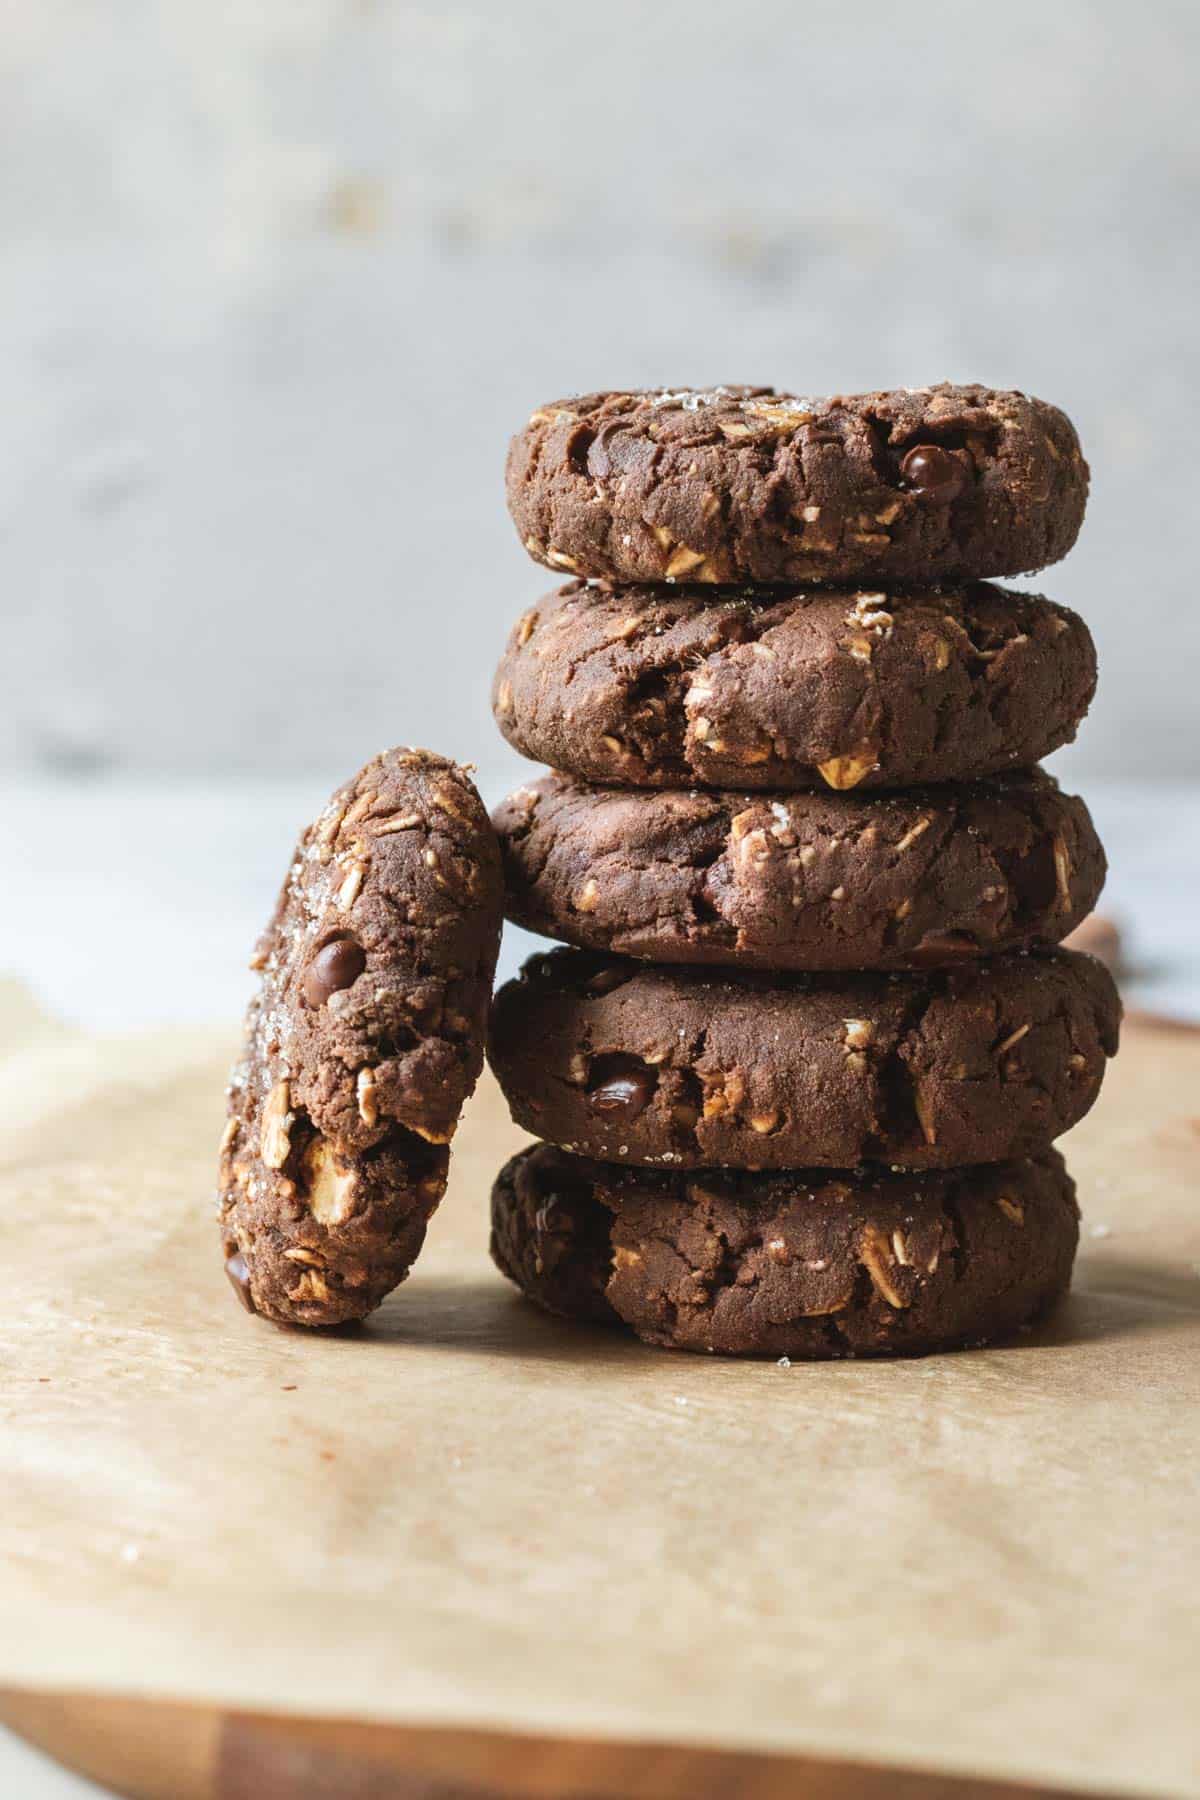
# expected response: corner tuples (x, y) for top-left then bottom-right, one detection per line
(506, 384), (1087, 588)
(219, 748), (503, 1326)
(493, 580), (1095, 791)
(491, 1142), (1080, 1357)
(488, 948), (1119, 1171)
(494, 770), (1104, 972)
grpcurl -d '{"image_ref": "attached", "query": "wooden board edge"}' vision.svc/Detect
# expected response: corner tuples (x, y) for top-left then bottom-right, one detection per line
(0, 1687), (1130, 1800)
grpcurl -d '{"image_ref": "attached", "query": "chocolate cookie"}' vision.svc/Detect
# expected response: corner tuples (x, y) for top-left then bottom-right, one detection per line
(491, 1143), (1079, 1358)
(493, 581), (1096, 791)
(488, 949), (1119, 1171)
(494, 771), (1104, 972)
(219, 748), (503, 1326)
(507, 385), (1087, 588)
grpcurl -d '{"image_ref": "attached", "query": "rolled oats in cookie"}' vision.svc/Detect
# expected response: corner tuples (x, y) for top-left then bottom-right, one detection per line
(506, 384), (1088, 588)
(491, 1143), (1080, 1358)
(494, 770), (1105, 972)
(218, 748), (502, 1327)
(493, 581), (1096, 791)
(488, 948), (1120, 1171)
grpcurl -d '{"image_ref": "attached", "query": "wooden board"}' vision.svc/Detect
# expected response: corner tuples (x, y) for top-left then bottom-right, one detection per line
(0, 1689), (1119, 1799)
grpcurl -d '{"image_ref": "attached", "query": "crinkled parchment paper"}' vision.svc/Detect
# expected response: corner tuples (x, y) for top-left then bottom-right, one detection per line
(1, 980), (1197, 1797)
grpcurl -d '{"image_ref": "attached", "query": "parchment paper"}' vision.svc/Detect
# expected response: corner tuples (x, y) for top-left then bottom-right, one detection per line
(1, 978), (1197, 1798)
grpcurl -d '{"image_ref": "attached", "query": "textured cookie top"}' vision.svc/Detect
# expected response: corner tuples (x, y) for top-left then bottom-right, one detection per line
(495, 769), (1105, 972)
(488, 948), (1120, 1171)
(219, 748), (503, 1325)
(237, 747), (503, 1155)
(494, 579), (1096, 791)
(506, 384), (1088, 586)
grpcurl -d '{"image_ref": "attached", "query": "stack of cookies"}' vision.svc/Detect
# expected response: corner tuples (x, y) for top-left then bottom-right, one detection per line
(487, 384), (1120, 1358)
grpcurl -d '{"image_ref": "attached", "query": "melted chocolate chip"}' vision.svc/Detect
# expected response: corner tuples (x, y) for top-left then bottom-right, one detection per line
(900, 444), (968, 504)
(587, 1053), (657, 1119)
(224, 1250), (256, 1313)
(303, 936), (365, 1007)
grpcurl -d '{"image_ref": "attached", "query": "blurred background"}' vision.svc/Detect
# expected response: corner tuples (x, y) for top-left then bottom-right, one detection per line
(3, 0), (1199, 1028)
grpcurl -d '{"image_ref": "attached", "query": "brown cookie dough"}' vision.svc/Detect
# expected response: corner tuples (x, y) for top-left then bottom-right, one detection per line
(506, 385), (1087, 588)
(494, 771), (1104, 972)
(493, 581), (1096, 791)
(491, 1143), (1080, 1358)
(219, 748), (503, 1327)
(488, 949), (1119, 1171)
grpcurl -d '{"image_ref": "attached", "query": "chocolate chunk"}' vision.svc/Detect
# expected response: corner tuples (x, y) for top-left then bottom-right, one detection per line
(224, 1250), (256, 1313)
(900, 443), (968, 503)
(586, 1053), (656, 1119)
(303, 937), (366, 1007)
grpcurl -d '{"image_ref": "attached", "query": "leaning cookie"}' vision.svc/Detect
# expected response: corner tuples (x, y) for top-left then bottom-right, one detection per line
(506, 384), (1087, 588)
(494, 581), (1095, 791)
(219, 748), (502, 1326)
(488, 949), (1119, 1171)
(491, 1143), (1080, 1358)
(494, 771), (1104, 972)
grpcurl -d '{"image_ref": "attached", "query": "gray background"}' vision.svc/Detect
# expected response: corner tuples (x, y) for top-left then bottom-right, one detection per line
(4, 0), (1199, 793)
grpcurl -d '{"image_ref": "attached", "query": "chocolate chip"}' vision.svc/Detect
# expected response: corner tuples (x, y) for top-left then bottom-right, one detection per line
(224, 1250), (256, 1313)
(587, 1053), (657, 1119)
(900, 444), (968, 504)
(303, 936), (365, 1007)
